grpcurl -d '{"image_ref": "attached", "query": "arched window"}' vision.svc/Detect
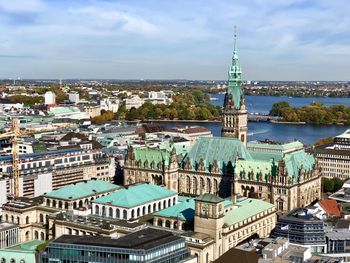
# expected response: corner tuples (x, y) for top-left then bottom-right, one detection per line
(20, 260), (25, 263)
(207, 178), (211, 193)
(168, 199), (171, 207)
(109, 207), (113, 218)
(17, 217), (20, 224)
(214, 179), (218, 194)
(193, 177), (198, 194)
(25, 231), (30, 241)
(148, 204), (151, 213)
(95, 205), (99, 215)
(10, 259), (15, 263)
(26, 216), (29, 224)
(73, 202), (77, 209)
(123, 210), (127, 220)
(52, 200), (56, 207)
(1, 258), (6, 263)
(165, 220), (171, 228)
(39, 214), (44, 223)
(206, 253), (209, 263)
(158, 201), (161, 210)
(186, 176), (191, 193)
(142, 206), (146, 215)
(102, 206), (106, 216)
(11, 215), (14, 223)
(46, 199), (51, 207)
(153, 203), (157, 212)
(65, 202), (68, 209)
(79, 200), (83, 207)
(5, 214), (8, 222)
(34, 231), (38, 239)
(173, 197), (176, 205)
(157, 219), (162, 226)
(116, 208), (120, 219)
(137, 208), (140, 217)
(200, 177), (205, 194)
(58, 201), (63, 209)
(40, 232), (45, 240)
(131, 209), (135, 219)
(67, 228), (72, 235)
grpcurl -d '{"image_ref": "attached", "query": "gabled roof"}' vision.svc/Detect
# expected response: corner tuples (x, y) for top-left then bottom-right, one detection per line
(45, 180), (120, 200)
(92, 183), (177, 208)
(318, 200), (341, 217)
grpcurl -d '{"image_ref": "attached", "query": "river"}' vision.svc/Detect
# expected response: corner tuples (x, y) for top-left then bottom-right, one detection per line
(155, 95), (350, 145)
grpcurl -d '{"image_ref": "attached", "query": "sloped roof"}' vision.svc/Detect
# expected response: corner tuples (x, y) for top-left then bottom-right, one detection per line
(319, 200), (341, 217)
(224, 198), (275, 226)
(134, 147), (171, 167)
(184, 137), (252, 173)
(284, 150), (315, 178)
(92, 183), (176, 208)
(154, 198), (195, 221)
(45, 180), (120, 200)
(196, 193), (224, 204)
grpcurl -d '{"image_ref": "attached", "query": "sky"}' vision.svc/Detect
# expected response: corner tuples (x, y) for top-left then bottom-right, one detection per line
(0, 0), (349, 80)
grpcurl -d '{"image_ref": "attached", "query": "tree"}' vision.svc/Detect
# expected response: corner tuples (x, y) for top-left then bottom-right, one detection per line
(269, 101), (291, 116)
(322, 178), (334, 193)
(314, 137), (334, 146)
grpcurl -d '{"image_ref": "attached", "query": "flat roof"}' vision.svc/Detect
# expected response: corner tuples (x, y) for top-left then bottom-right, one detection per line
(92, 183), (176, 208)
(2, 240), (46, 252)
(54, 228), (180, 250)
(45, 179), (120, 200)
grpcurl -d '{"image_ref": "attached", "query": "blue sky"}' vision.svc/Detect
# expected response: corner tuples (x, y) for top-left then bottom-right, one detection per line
(0, 0), (349, 80)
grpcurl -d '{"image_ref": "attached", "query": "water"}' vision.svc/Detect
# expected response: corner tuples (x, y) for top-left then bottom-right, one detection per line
(154, 95), (349, 145)
(157, 121), (347, 145)
(210, 94), (350, 114)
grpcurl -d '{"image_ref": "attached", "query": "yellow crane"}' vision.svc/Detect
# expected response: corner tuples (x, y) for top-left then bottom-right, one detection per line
(0, 116), (32, 199)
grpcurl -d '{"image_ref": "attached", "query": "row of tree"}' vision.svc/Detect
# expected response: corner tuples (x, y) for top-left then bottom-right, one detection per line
(117, 90), (222, 121)
(270, 101), (350, 125)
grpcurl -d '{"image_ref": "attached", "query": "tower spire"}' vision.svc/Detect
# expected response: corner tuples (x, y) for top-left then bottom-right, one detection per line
(233, 25), (238, 62)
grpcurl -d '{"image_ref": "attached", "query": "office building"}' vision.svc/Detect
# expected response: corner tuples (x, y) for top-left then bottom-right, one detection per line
(44, 91), (56, 105)
(39, 228), (195, 263)
(315, 129), (350, 179)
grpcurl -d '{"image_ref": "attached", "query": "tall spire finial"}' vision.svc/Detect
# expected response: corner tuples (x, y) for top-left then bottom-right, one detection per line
(234, 24), (237, 52)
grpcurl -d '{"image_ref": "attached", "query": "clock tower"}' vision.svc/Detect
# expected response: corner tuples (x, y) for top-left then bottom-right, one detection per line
(221, 27), (248, 146)
(194, 193), (225, 258)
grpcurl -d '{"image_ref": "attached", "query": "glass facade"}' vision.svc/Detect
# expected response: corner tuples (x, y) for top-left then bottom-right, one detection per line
(40, 238), (190, 263)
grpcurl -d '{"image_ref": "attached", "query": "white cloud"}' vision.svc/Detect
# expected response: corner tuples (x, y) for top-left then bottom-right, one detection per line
(0, 0), (44, 13)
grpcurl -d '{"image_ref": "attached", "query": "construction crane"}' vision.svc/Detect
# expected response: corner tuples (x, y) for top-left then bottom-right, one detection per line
(0, 116), (32, 199)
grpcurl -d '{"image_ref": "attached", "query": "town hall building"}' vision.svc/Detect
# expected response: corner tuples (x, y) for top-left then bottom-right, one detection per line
(123, 32), (321, 213)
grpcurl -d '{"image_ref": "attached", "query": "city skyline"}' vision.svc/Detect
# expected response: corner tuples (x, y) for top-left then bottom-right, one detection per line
(0, 0), (349, 80)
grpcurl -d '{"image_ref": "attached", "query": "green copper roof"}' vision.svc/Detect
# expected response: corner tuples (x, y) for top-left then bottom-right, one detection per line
(284, 150), (315, 179)
(195, 193), (224, 204)
(247, 141), (304, 152)
(3, 239), (46, 252)
(49, 106), (81, 115)
(235, 159), (274, 179)
(183, 137), (252, 172)
(154, 198), (195, 221)
(227, 29), (243, 109)
(134, 147), (171, 168)
(247, 141), (315, 180)
(224, 198), (275, 226)
(92, 183), (177, 208)
(159, 142), (191, 156)
(45, 180), (120, 200)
